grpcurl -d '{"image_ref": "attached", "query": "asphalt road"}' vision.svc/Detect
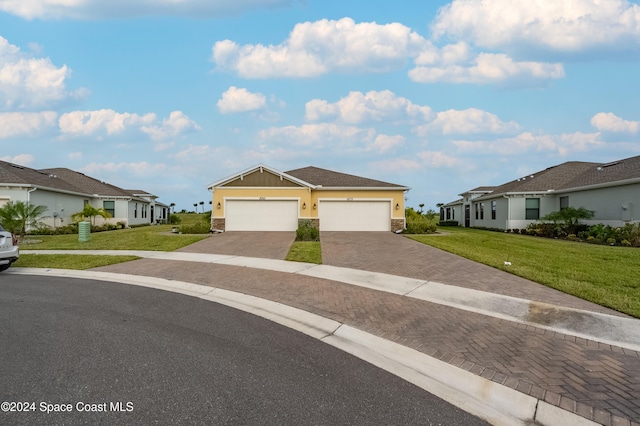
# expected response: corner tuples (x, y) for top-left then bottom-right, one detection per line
(0, 274), (488, 425)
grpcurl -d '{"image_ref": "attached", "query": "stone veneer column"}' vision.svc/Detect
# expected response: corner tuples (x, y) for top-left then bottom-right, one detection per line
(212, 218), (225, 231)
(391, 219), (405, 233)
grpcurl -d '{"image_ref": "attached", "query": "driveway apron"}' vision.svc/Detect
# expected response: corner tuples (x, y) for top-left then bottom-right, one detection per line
(176, 231), (295, 260)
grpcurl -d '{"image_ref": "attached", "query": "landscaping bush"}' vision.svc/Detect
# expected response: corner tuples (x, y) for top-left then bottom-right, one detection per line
(295, 220), (319, 241)
(178, 221), (211, 234)
(404, 207), (437, 234)
(438, 220), (459, 226)
(169, 213), (182, 225)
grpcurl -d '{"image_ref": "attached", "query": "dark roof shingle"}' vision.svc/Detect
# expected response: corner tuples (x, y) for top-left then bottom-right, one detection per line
(286, 166), (407, 188)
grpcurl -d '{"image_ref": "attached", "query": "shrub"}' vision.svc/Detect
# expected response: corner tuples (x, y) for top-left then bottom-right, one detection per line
(567, 234), (577, 241)
(295, 220), (319, 241)
(438, 220), (458, 226)
(169, 213), (182, 225)
(178, 221), (210, 234)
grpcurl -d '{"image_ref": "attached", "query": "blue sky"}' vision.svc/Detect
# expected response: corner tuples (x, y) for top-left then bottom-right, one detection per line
(1, 0), (639, 212)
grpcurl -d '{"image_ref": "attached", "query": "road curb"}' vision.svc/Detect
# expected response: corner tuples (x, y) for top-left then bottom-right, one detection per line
(8, 268), (600, 425)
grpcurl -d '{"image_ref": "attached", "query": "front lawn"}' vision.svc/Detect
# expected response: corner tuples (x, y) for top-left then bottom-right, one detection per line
(21, 224), (208, 251)
(408, 227), (640, 318)
(286, 241), (322, 264)
(14, 254), (140, 270)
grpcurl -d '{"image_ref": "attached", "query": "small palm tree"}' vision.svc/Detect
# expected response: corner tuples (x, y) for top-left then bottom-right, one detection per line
(72, 204), (113, 225)
(0, 200), (48, 239)
(199, 201), (204, 213)
(170, 203), (175, 213)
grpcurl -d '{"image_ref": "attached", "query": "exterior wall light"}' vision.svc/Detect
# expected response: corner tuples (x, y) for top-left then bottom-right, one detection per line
(302, 202), (307, 210)
(313, 203), (317, 210)
(395, 203), (400, 210)
(216, 202), (221, 209)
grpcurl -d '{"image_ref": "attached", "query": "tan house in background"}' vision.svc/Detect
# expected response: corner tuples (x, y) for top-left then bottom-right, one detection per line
(207, 165), (409, 232)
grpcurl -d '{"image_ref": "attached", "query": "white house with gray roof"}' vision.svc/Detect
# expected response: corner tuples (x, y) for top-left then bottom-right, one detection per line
(443, 155), (640, 230)
(0, 160), (167, 229)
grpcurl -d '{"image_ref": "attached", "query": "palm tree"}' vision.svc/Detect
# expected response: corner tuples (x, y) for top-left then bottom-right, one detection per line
(71, 204), (112, 225)
(170, 203), (175, 213)
(199, 201), (204, 213)
(193, 203), (198, 213)
(0, 200), (48, 239)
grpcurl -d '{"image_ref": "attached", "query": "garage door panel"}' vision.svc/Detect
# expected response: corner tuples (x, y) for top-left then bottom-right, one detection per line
(319, 201), (390, 231)
(226, 200), (298, 231)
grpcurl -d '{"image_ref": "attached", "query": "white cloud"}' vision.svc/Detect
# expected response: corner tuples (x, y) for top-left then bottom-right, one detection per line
(258, 123), (376, 147)
(59, 109), (199, 140)
(67, 151), (82, 159)
(452, 131), (604, 156)
(0, 111), (57, 138)
(432, 0), (640, 54)
(0, 153), (35, 165)
(372, 151), (463, 173)
(0, 36), (88, 110)
(415, 108), (520, 135)
(409, 53), (564, 85)
(0, 0), (295, 20)
(81, 161), (169, 177)
(370, 135), (404, 153)
(217, 86), (267, 113)
(141, 111), (200, 140)
(212, 18), (428, 78)
(305, 90), (432, 124)
(591, 112), (639, 134)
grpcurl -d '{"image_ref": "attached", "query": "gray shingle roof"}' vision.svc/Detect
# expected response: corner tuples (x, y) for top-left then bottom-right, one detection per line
(286, 166), (408, 189)
(40, 168), (142, 199)
(0, 160), (87, 194)
(475, 155), (640, 200)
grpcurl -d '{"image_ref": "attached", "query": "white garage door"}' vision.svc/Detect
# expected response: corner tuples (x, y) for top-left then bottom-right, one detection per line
(226, 200), (298, 231)
(319, 201), (390, 231)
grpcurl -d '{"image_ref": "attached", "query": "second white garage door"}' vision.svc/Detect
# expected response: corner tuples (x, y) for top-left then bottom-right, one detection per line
(226, 200), (298, 231)
(319, 201), (391, 231)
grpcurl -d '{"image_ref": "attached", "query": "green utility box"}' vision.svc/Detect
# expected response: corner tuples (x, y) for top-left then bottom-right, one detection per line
(78, 221), (90, 242)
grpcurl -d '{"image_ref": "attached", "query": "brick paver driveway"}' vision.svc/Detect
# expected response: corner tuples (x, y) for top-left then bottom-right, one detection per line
(176, 231), (295, 260)
(320, 231), (625, 315)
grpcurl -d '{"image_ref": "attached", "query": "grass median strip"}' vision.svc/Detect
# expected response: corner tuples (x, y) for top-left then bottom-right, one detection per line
(408, 227), (640, 318)
(14, 254), (141, 270)
(286, 241), (322, 264)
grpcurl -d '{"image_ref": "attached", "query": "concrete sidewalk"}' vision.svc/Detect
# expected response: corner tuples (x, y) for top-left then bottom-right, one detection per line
(20, 248), (640, 425)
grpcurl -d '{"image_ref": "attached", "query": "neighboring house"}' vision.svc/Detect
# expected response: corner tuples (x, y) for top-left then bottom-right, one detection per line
(0, 160), (166, 229)
(440, 186), (495, 226)
(126, 190), (170, 224)
(442, 155), (640, 230)
(207, 164), (410, 232)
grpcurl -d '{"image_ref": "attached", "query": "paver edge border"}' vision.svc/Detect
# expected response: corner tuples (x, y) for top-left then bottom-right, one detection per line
(8, 268), (600, 426)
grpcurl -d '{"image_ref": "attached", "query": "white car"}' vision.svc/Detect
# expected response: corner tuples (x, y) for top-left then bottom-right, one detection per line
(0, 223), (19, 272)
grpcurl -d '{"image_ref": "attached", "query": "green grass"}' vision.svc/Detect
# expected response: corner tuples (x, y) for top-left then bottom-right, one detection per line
(22, 223), (208, 251)
(408, 227), (640, 318)
(14, 254), (140, 270)
(286, 241), (322, 264)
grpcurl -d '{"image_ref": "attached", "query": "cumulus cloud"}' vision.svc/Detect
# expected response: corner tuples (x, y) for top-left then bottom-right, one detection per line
(370, 135), (404, 153)
(141, 111), (200, 140)
(591, 112), (639, 134)
(373, 151), (462, 173)
(59, 109), (199, 140)
(0, 0), (295, 20)
(0, 153), (35, 165)
(409, 53), (564, 85)
(305, 90), (432, 124)
(217, 86), (267, 113)
(431, 0), (640, 54)
(212, 17), (428, 78)
(0, 36), (88, 110)
(212, 17), (565, 86)
(415, 108), (520, 135)
(0, 111), (57, 138)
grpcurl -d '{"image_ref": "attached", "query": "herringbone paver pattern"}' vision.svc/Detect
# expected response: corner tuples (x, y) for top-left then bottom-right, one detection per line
(95, 259), (640, 425)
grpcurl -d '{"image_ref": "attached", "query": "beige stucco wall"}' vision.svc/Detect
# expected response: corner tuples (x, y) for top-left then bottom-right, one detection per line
(211, 187), (406, 220)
